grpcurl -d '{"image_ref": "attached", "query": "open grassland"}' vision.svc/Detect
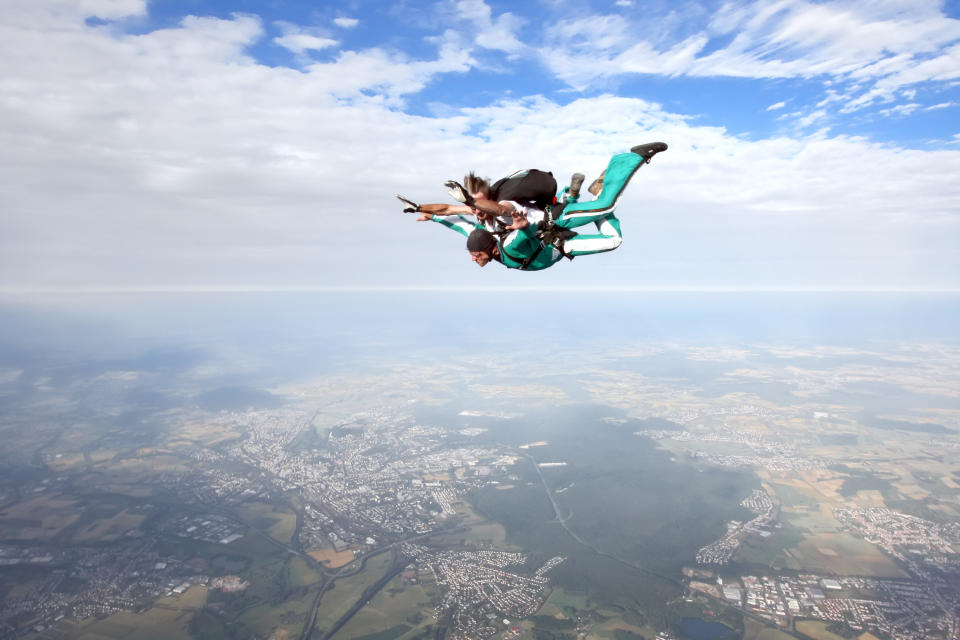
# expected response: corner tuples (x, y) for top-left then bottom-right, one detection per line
(591, 617), (654, 639)
(235, 501), (298, 544)
(237, 583), (319, 640)
(780, 503), (842, 535)
(46, 452), (87, 472)
(287, 555), (324, 589)
(174, 420), (244, 447)
(737, 521), (806, 568)
(71, 509), (145, 543)
(312, 552), (395, 638)
(794, 619), (851, 640)
(429, 502), (519, 550)
(88, 449), (119, 464)
(3, 575), (46, 600)
(212, 535), (324, 638)
(0, 493), (81, 541)
(765, 479), (828, 510)
(743, 618), (796, 640)
(546, 587), (589, 612)
(458, 520), (511, 547)
(308, 547), (356, 569)
(103, 454), (189, 473)
(69, 585), (207, 640)
(92, 480), (155, 498)
(329, 575), (435, 640)
(786, 533), (908, 577)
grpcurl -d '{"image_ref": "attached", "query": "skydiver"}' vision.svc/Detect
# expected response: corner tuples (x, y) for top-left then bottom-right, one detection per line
(399, 142), (667, 270)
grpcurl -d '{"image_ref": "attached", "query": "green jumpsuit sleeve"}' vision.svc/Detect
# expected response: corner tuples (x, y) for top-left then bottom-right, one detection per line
(431, 215), (481, 237)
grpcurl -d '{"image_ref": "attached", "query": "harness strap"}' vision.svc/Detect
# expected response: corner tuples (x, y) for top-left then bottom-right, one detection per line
(496, 236), (545, 271)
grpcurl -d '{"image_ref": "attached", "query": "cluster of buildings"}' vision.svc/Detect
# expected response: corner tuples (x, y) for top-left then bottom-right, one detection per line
(166, 514), (245, 545)
(246, 413), (518, 551)
(0, 406), (540, 638)
(400, 543), (564, 640)
(708, 573), (960, 640)
(695, 489), (778, 565)
(636, 426), (824, 471)
(834, 507), (960, 579)
(0, 539), (216, 635)
(688, 487), (960, 640)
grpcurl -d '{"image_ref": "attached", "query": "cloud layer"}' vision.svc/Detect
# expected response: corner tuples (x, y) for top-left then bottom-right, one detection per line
(1, 0), (958, 292)
(538, 0), (960, 114)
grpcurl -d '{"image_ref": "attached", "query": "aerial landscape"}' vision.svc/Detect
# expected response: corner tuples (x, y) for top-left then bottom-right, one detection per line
(3, 0), (960, 639)
(0, 293), (958, 640)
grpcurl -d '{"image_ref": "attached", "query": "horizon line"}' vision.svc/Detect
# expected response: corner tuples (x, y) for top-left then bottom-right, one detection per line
(2, 286), (960, 295)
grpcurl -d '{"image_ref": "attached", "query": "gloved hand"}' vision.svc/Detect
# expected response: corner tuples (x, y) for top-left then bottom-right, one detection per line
(443, 180), (476, 207)
(396, 195), (421, 213)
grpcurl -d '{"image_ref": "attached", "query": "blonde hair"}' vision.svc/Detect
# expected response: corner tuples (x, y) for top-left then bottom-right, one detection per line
(463, 172), (492, 199)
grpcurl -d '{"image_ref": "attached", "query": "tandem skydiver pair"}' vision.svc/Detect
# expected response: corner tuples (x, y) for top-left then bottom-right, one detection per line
(396, 142), (667, 271)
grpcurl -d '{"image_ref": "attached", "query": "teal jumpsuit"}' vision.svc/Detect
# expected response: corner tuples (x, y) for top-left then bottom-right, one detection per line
(431, 150), (648, 270)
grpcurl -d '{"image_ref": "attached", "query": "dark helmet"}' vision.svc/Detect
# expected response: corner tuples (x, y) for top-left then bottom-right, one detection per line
(466, 228), (496, 254)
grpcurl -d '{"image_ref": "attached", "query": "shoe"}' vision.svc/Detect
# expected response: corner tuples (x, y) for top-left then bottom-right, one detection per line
(630, 141), (668, 162)
(587, 170), (605, 196)
(568, 173), (585, 199)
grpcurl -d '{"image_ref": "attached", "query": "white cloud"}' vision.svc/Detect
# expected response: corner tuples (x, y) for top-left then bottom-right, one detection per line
(274, 32), (338, 54)
(926, 101), (957, 110)
(1, 0), (959, 292)
(767, 101), (786, 111)
(880, 102), (921, 116)
(303, 31), (473, 102)
(537, 0), (960, 114)
(273, 22), (338, 55)
(4, 0), (147, 25)
(796, 108), (827, 127)
(453, 0), (525, 55)
(333, 17), (359, 29)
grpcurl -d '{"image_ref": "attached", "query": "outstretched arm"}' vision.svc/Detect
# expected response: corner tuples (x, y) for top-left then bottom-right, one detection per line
(411, 198), (515, 219)
(398, 189), (515, 220)
(416, 203), (476, 216)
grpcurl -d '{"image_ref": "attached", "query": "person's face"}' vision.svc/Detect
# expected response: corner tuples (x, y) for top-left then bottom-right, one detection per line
(470, 250), (491, 267)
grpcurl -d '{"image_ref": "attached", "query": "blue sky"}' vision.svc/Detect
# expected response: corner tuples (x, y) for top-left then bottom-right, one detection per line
(2, 0), (960, 292)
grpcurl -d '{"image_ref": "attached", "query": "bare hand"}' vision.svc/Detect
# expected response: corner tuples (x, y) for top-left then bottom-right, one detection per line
(417, 212), (434, 221)
(473, 208), (493, 223)
(505, 212), (528, 230)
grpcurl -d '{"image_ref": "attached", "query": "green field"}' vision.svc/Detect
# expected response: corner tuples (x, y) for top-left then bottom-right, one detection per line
(743, 617), (796, 640)
(785, 533), (909, 578)
(736, 521), (806, 569)
(288, 555), (324, 589)
(330, 574), (436, 640)
(545, 586), (589, 612)
(149, 528), (325, 639)
(234, 500), (298, 544)
(795, 619), (852, 640)
(768, 483), (820, 510)
(237, 585), (320, 640)
(312, 552), (396, 638)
